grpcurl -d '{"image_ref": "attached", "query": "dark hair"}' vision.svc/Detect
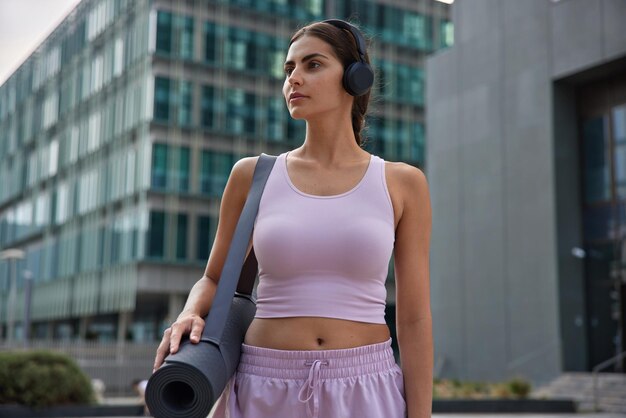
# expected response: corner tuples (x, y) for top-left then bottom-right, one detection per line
(288, 21), (373, 148)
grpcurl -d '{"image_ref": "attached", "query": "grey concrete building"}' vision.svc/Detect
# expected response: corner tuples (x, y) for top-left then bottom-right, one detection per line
(426, 0), (626, 386)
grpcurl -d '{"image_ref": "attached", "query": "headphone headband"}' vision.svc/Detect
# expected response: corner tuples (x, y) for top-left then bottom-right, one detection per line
(322, 19), (368, 62)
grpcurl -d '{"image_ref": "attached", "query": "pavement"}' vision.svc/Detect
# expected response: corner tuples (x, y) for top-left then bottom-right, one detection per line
(433, 415), (626, 418)
(98, 398), (626, 418)
(72, 414), (626, 418)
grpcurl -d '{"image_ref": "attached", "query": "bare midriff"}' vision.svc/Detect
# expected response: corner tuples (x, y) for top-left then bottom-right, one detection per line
(244, 317), (391, 350)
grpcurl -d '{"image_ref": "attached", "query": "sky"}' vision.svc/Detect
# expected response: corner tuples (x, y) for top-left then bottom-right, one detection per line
(0, 0), (83, 85)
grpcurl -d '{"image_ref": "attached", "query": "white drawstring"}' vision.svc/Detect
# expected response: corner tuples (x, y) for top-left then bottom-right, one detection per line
(297, 359), (328, 418)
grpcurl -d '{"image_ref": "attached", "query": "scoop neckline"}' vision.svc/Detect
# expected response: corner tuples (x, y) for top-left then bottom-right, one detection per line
(282, 151), (374, 199)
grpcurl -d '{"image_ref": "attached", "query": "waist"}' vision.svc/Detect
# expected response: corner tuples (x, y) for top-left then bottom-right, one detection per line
(238, 337), (397, 379)
(244, 317), (390, 350)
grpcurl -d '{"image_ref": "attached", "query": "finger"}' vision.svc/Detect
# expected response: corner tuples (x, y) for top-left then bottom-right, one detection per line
(153, 348), (166, 373)
(169, 321), (190, 354)
(189, 318), (205, 343)
(153, 330), (171, 372)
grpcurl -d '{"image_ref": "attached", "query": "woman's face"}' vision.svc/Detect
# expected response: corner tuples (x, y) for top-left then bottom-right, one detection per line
(282, 35), (352, 120)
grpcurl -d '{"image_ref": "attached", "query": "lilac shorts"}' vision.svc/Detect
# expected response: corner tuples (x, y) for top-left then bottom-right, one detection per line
(211, 338), (406, 418)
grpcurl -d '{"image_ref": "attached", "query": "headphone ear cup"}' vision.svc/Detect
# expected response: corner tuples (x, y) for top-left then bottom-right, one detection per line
(343, 62), (374, 96)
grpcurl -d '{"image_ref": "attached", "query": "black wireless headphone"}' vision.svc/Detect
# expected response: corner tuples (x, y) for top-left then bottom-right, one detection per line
(321, 19), (374, 97)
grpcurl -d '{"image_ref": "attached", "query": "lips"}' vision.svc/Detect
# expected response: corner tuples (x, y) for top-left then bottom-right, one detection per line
(289, 92), (307, 101)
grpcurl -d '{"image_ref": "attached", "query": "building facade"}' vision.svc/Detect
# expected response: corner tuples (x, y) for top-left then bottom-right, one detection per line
(0, 0), (451, 346)
(426, 0), (626, 386)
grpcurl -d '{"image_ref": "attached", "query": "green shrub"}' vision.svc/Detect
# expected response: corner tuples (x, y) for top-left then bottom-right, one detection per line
(506, 376), (531, 398)
(0, 350), (95, 408)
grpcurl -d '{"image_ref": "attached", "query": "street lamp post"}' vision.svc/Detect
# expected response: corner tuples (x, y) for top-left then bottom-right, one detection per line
(0, 249), (25, 344)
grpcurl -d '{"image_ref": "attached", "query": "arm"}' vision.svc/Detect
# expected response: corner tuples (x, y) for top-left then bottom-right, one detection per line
(394, 165), (433, 418)
(153, 156), (258, 372)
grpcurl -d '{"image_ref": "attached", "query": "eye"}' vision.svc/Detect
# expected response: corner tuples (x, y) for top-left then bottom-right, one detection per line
(284, 61), (321, 77)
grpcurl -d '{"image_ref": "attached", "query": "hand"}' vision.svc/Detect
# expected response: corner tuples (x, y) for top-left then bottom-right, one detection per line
(153, 313), (205, 373)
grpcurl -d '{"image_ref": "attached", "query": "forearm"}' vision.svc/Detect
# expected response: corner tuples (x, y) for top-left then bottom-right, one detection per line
(397, 317), (433, 418)
(179, 275), (218, 318)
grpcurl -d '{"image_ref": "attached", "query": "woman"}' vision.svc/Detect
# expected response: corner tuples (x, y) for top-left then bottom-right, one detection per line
(153, 19), (433, 418)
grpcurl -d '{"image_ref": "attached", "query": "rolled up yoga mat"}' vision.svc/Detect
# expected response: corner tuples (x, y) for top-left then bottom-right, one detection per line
(145, 294), (255, 418)
(145, 154), (276, 418)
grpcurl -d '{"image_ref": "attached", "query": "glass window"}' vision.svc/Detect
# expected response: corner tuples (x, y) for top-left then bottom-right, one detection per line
(404, 13), (429, 49)
(225, 28), (249, 70)
(583, 116), (611, 203)
(244, 92), (256, 134)
(176, 147), (190, 192)
(148, 211), (165, 258)
(156, 11), (172, 54)
(196, 215), (211, 261)
(175, 15), (194, 60)
(151, 143), (189, 192)
(412, 68), (425, 106)
(226, 89), (245, 134)
(46, 139), (59, 176)
(152, 143), (167, 189)
(154, 77), (170, 121)
(34, 191), (50, 229)
(613, 105), (626, 198)
(397, 64), (424, 105)
(266, 96), (285, 141)
(202, 85), (215, 128)
(156, 10), (196, 59)
(200, 150), (234, 196)
(200, 151), (211, 194)
(98, 225), (106, 268)
(307, 0), (323, 16)
(270, 49), (285, 79)
(205, 21), (217, 63)
(441, 20), (454, 48)
(176, 213), (188, 260)
(49, 237), (60, 281)
(179, 80), (192, 126)
(59, 77), (73, 116)
(114, 37), (124, 76)
(343, 3), (433, 51)
(55, 181), (69, 225)
(226, 101), (241, 134)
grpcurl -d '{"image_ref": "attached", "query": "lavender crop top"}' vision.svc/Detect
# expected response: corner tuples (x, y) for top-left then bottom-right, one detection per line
(252, 151), (395, 324)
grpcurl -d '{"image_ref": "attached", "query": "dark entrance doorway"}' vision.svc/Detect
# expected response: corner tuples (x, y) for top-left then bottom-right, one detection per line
(579, 73), (626, 372)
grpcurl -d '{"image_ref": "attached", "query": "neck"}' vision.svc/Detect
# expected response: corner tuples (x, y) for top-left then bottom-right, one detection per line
(297, 110), (366, 166)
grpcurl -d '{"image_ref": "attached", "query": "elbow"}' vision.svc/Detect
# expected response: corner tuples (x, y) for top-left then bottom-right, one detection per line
(201, 274), (219, 288)
(396, 316), (432, 341)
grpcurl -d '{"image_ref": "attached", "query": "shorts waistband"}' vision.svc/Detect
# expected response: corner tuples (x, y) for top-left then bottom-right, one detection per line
(237, 338), (398, 379)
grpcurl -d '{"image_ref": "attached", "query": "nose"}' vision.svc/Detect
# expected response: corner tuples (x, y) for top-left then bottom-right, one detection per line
(287, 67), (303, 86)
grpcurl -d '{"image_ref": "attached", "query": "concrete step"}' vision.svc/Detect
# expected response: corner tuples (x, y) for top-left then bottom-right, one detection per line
(531, 372), (626, 414)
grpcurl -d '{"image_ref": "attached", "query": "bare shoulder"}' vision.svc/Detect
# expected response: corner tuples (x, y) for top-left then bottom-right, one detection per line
(231, 155), (260, 180)
(228, 156), (260, 200)
(384, 161), (429, 214)
(385, 161), (426, 186)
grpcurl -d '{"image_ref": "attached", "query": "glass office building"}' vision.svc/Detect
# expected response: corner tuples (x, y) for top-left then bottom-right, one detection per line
(0, 0), (451, 343)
